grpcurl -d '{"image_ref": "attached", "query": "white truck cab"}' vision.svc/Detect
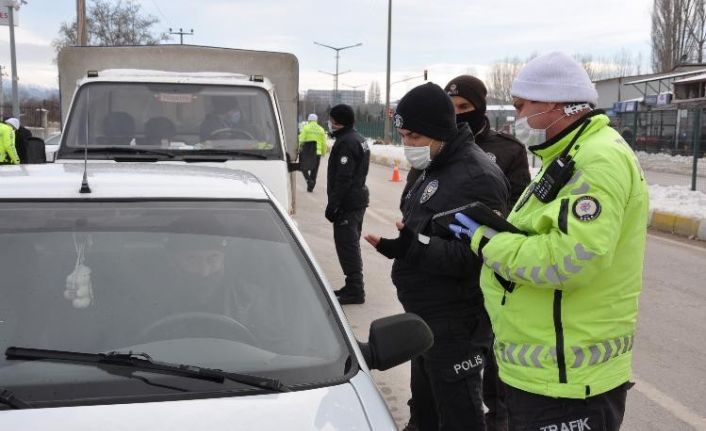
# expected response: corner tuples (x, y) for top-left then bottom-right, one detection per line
(55, 46), (301, 213)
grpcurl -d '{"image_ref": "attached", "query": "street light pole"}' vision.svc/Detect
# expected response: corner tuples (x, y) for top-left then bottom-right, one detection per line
(169, 28), (194, 45)
(314, 41), (362, 105)
(383, 0), (392, 143)
(7, 2), (19, 118)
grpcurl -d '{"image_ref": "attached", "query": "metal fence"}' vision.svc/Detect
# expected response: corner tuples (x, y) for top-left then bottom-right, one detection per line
(612, 109), (705, 157)
(1, 100), (62, 127)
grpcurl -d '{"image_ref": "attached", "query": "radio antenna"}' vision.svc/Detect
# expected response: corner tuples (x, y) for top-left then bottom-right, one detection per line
(79, 92), (91, 194)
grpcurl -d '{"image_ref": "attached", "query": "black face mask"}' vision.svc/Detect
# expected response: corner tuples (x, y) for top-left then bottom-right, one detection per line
(456, 111), (486, 135)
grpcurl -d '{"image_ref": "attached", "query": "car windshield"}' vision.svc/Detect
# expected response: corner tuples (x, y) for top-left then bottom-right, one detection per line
(0, 201), (350, 407)
(61, 82), (281, 159)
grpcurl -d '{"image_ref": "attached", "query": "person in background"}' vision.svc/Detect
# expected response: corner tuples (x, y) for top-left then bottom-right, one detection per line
(298, 113), (328, 192)
(451, 52), (649, 431)
(0, 117), (20, 165)
(445, 75), (530, 207)
(326, 104), (370, 305)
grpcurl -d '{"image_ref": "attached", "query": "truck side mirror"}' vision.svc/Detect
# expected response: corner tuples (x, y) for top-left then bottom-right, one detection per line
(358, 313), (433, 371)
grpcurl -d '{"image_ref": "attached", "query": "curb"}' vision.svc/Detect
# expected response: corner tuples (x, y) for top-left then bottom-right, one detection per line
(649, 210), (706, 240)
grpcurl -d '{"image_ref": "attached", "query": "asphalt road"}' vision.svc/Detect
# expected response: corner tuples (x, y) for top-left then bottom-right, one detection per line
(293, 156), (706, 430)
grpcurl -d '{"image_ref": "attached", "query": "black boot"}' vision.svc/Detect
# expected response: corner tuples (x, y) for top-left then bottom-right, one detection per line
(337, 290), (365, 305)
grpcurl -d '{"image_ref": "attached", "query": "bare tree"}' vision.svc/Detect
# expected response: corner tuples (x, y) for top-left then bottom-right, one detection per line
(685, 0), (706, 62)
(52, 0), (169, 56)
(651, 0), (696, 72)
(487, 57), (526, 103)
(367, 81), (381, 104)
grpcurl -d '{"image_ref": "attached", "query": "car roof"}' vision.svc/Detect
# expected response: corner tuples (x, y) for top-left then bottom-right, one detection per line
(0, 163), (270, 200)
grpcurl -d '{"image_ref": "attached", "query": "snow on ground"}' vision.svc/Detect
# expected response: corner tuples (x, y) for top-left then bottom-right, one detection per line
(367, 142), (706, 220)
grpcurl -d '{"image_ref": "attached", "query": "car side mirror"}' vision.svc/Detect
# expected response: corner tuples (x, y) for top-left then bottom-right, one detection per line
(358, 313), (433, 371)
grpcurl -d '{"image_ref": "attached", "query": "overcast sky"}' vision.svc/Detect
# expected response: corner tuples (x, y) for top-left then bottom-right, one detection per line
(0, 0), (653, 100)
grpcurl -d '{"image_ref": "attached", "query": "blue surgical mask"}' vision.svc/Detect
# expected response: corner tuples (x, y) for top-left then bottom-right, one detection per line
(404, 142), (433, 170)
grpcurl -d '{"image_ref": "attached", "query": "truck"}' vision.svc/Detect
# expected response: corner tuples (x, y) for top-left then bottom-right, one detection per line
(55, 45), (301, 213)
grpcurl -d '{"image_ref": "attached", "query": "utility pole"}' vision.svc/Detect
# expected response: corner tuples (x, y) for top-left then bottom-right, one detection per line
(7, 1), (19, 118)
(77, 0), (87, 45)
(314, 41), (362, 105)
(169, 28), (194, 45)
(383, 0), (392, 143)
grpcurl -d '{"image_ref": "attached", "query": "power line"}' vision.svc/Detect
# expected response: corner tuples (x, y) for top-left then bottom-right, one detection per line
(149, 0), (172, 26)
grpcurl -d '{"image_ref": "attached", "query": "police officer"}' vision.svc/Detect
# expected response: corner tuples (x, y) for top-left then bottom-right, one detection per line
(451, 52), (649, 431)
(445, 75), (530, 206)
(0, 117), (19, 165)
(365, 83), (509, 430)
(298, 113), (328, 192)
(326, 104), (370, 305)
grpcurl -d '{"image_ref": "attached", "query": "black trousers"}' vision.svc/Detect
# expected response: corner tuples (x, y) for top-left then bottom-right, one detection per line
(333, 208), (365, 292)
(303, 155), (321, 190)
(411, 314), (492, 431)
(483, 340), (508, 431)
(505, 381), (632, 431)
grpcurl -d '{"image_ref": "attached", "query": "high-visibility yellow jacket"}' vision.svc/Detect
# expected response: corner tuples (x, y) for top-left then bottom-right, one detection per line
(469, 112), (649, 399)
(0, 123), (19, 164)
(298, 121), (328, 156)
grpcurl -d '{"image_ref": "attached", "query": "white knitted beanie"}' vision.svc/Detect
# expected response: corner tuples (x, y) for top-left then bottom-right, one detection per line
(511, 52), (598, 106)
(307, 113), (318, 121)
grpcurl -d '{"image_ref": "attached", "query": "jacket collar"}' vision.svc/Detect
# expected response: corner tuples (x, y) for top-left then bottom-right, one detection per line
(529, 110), (608, 161)
(427, 123), (473, 171)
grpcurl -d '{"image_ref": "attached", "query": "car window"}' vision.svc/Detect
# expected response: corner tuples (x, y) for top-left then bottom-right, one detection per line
(0, 201), (349, 406)
(62, 82), (281, 158)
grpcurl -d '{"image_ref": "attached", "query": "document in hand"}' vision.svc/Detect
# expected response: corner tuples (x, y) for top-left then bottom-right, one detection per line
(431, 201), (524, 235)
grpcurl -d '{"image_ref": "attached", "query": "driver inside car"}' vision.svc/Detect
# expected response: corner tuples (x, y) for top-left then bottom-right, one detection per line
(199, 96), (260, 142)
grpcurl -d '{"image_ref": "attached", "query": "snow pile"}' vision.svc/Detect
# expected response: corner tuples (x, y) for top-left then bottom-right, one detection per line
(636, 151), (706, 177)
(648, 184), (706, 220)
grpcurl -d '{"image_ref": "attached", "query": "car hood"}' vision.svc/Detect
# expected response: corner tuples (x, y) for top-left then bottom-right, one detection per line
(0, 376), (393, 430)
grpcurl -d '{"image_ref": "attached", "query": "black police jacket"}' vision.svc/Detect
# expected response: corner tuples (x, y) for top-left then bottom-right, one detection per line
(474, 117), (531, 206)
(327, 126), (370, 211)
(392, 123), (509, 321)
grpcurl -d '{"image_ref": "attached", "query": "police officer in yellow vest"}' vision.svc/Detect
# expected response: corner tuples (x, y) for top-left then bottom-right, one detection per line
(450, 52), (649, 431)
(298, 113), (328, 192)
(0, 117), (20, 165)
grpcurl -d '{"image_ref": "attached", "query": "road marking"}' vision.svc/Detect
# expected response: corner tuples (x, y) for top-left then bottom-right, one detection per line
(648, 233), (706, 253)
(633, 376), (706, 429)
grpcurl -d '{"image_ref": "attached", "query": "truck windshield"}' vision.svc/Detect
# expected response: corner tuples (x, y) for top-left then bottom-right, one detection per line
(62, 82), (282, 159)
(0, 201), (350, 407)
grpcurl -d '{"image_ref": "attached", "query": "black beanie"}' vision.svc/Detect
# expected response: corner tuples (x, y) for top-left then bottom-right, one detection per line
(445, 75), (487, 114)
(394, 82), (457, 141)
(329, 104), (355, 127)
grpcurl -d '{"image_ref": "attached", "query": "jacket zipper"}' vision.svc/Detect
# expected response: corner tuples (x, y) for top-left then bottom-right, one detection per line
(553, 290), (567, 383)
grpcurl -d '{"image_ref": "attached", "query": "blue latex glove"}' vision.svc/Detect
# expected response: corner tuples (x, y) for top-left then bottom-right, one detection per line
(449, 212), (481, 240)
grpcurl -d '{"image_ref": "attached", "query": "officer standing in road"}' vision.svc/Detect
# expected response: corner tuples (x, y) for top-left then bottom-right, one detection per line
(326, 104), (370, 305)
(365, 83), (509, 430)
(451, 52), (649, 431)
(298, 113), (328, 192)
(445, 75), (530, 206)
(0, 117), (20, 165)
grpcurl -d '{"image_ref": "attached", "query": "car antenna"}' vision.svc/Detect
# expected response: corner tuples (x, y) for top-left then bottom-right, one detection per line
(79, 131), (91, 194)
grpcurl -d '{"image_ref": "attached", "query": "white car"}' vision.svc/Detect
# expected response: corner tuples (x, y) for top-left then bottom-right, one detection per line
(0, 163), (432, 430)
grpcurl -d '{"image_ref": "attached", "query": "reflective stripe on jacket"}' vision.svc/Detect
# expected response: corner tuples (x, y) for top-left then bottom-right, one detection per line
(298, 121), (328, 156)
(470, 112), (649, 399)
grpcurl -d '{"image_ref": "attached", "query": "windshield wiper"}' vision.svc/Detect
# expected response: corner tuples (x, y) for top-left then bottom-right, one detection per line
(0, 388), (31, 409)
(72, 146), (175, 159)
(181, 149), (269, 160)
(6, 347), (289, 393)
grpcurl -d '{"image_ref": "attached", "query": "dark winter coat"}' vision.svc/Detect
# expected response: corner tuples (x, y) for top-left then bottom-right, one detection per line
(474, 117), (531, 206)
(392, 123), (509, 321)
(326, 126), (370, 212)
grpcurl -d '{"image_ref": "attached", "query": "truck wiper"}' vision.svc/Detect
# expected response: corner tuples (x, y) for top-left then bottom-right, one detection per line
(74, 146), (175, 159)
(5, 347), (289, 393)
(0, 388), (31, 409)
(180, 149), (269, 160)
